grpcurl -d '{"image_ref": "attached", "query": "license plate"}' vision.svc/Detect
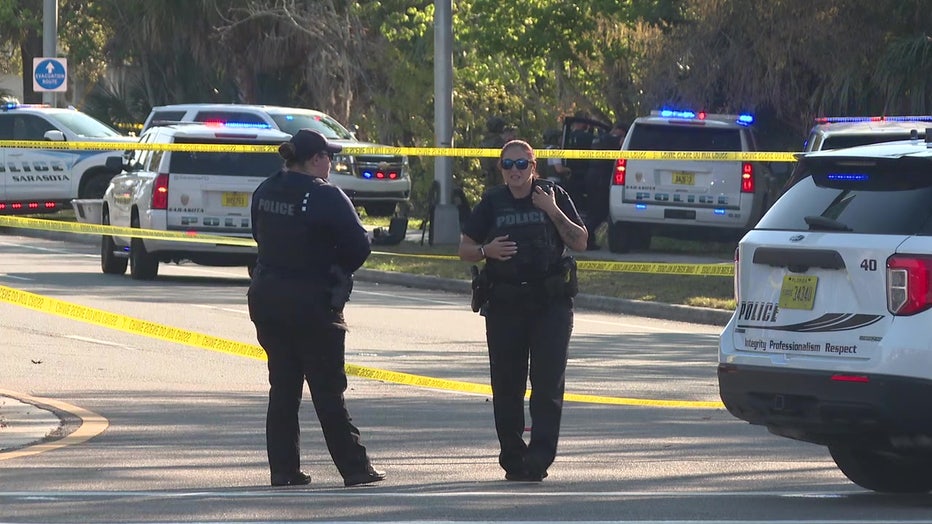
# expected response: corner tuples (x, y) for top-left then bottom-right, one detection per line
(672, 171), (694, 185)
(779, 275), (818, 310)
(222, 192), (249, 207)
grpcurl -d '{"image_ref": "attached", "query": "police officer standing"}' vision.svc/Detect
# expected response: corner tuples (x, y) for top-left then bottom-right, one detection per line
(248, 129), (385, 488)
(583, 120), (627, 250)
(458, 139), (588, 482)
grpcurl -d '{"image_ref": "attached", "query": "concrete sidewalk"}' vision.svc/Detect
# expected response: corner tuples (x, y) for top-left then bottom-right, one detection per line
(0, 394), (61, 454)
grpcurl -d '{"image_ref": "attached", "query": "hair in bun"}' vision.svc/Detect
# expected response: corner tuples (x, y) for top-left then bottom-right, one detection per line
(278, 142), (297, 161)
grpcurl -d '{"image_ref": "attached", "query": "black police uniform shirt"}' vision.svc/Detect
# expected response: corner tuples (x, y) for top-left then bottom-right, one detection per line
(462, 180), (583, 284)
(248, 170), (370, 321)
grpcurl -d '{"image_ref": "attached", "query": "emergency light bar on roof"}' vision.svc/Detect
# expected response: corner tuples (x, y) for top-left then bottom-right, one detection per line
(814, 115), (932, 124)
(2, 102), (51, 111)
(202, 120), (272, 129)
(651, 109), (754, 126)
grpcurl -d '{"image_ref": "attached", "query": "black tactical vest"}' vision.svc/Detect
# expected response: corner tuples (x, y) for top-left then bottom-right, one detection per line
(252, 172), (326, 279)
(482, 182), (564, 283)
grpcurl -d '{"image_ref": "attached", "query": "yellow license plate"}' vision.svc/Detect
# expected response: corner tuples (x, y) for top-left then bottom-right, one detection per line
(672, 171), (695, 185)
(222, 192), (249, 207)
(778, 275), (818, 310)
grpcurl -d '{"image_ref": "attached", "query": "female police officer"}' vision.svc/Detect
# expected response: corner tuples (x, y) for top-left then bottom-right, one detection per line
(458, 139), (588, 481)
(248, 129), (385, 488)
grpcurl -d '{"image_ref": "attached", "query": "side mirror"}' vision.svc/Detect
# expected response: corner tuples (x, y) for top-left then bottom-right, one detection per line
(43, 129), (65, 141)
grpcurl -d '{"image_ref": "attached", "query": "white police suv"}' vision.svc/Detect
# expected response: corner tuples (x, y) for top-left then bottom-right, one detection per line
(0, 102), (135, 214)
(608, 110), (780, 252)
(142, 104), (410, 217)
(719, 129), (932, 493)
(101, 122), (290, 280)
(805, 115), (932, 152)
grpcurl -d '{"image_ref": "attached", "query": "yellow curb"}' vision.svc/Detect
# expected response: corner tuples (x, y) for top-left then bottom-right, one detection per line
(0, 388), (109, 461)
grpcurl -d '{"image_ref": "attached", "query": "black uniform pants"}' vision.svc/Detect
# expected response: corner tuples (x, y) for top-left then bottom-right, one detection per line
(484, 295), (573, 474)
(584, 170), (610, 242)
(254, 318), (371, 479)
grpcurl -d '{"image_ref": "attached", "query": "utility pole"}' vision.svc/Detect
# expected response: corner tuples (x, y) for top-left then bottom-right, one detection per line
(42, 0), (58, 106)
(431, 0), (460, 244)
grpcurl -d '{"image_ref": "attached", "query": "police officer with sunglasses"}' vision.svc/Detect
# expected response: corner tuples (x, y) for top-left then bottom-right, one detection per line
(458, 139), (588, 482)
(248, 129), (385, 488)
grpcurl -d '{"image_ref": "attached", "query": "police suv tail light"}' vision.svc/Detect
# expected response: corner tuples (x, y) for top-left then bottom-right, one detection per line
(740, 163), (754, 193)
(152, 173), (170, 210)
(612, 159), (626, 185)
(887, 255), (932, 316)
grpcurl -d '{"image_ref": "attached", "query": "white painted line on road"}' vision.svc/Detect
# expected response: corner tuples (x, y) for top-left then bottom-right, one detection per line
(0, 489), (872, 499)
(63, 335), (136, 350)
(4, 520), (930, 524)
(2, 520), (928, 524)
(355, 288), (462, 305)
(191, 304), (248, 315)
(0, 274), (31, 281)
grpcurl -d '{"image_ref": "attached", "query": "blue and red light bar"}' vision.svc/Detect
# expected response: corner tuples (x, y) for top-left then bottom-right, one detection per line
(657, 109), (754, 126)
(202, 120), (272, 129)
(814, 115), (932, 124)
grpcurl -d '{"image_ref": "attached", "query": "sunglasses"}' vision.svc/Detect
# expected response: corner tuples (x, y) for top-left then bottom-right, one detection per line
(501, 158), (531, 170)
(318, 151), (334, 160)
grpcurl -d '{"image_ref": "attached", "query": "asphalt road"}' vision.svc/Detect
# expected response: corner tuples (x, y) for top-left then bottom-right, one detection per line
(3, 231), (931, 523)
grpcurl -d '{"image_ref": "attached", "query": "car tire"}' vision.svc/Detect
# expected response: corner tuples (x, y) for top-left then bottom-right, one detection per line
(81, 172), (114, 199)
(364, 202), (397, 218)
(129, 219), (159, 281)
(100, 209), (127, 275)
(607, 221), (634, 253)
(829, 446), (932, 493)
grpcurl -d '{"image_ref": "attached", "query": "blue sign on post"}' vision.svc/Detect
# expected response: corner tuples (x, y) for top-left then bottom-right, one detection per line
(33, 58), (68, 92)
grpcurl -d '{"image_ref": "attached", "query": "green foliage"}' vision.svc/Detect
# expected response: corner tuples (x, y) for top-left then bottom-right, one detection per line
(2, 0), (930, 207)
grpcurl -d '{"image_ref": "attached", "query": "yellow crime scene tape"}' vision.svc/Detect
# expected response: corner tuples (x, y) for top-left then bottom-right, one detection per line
(0, 284), (721, 409)
(0, 216), (735, 277)
(0, 139), (800, 162)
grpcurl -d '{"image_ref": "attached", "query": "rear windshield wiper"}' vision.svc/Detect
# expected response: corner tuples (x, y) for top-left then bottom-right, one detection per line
(804, 215), (852, 232)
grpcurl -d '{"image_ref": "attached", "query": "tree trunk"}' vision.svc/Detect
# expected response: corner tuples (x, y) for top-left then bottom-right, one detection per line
(20, 30), (43, 104)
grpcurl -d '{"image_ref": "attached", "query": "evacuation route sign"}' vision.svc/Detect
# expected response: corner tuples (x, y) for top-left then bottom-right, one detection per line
(33, 58), (68, 92)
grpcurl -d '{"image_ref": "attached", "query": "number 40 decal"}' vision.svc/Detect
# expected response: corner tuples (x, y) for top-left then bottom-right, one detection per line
(860, 259), (878, 271)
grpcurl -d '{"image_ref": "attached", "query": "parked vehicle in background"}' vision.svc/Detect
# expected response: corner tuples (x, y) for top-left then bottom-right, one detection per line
(607, 109), (780, 253)
(804, 115), (932, 152)
(101, 122), (290, 280)
(142, 104), (410, 217)
(719, 131), (932, 493)
(0, 102), (135, 214)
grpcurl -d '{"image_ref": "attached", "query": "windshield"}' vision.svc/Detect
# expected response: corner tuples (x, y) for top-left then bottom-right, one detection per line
(270, 113), (354, 139)
(52, 111), (123, 138)
(627, 123), (743, 152)
(169, 139), (283, 177)
(821, 133), (921, 151)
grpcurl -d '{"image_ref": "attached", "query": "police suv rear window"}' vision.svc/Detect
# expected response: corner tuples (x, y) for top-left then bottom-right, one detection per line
(168, 141), (282, 177)
(821, 133), (917, 151)
(756, 158), (932, 235)
(627, 123), (742, 152)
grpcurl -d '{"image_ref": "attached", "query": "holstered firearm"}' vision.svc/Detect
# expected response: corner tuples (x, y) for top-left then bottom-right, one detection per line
(329, 265), (354, 311)
(542, 256), (578, 299)
(561, 256), (579, 298)
(470, 265), (490, 313)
